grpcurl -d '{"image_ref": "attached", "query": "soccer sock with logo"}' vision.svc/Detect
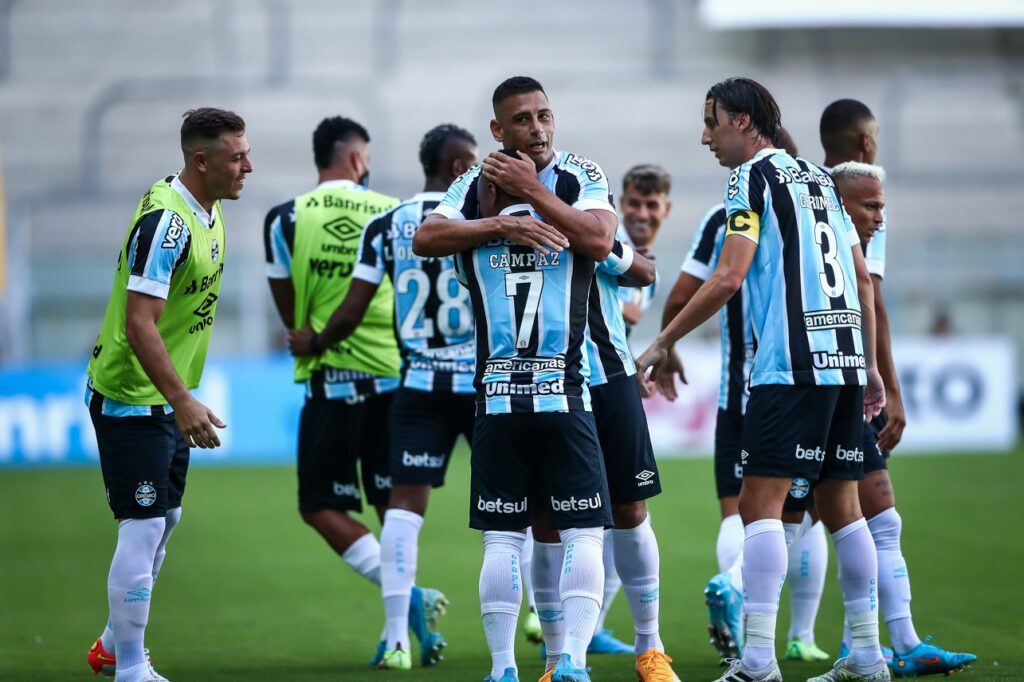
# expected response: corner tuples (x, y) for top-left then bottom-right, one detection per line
(833, 518), (883, 670)
(480, 530), (526, 680)
(341, 531), (382, 585)
(559, 527), (605, 668)
(787, 519), (828, 644)
(867, 508), (921, 654)
(593, 529), (620, 633)
(521, 528), (537, 613)
(380, 509), (423, 652)
(108, 517), (165, 672)
(611, 515), (664, 654)
(532, 540), (565, 669)
(716, 513), (744, 573)
(740, 518), (788, 672)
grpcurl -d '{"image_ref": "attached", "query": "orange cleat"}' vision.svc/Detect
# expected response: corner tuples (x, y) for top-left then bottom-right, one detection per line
(636, 648), (682, 682)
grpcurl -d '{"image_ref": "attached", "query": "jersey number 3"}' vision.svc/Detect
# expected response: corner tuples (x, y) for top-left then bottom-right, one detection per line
(814, 221), (846, 299)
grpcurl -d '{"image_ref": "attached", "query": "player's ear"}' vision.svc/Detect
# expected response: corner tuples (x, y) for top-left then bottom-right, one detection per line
(489, 118), (504, 144)
(451, 156), (471, 179)
(663, 198), (673, 218)
(192, 148), (208, 173)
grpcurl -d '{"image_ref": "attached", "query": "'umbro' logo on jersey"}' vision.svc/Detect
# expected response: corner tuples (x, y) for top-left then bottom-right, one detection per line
(323, 216), (363, 242)
(635, 470), (656, 486)
(193, 293), (218, 318)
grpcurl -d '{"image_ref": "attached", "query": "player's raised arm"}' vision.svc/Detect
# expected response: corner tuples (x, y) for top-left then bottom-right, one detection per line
(598, 239), (656, 288)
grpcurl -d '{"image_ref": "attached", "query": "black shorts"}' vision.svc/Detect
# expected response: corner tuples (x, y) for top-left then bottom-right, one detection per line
(469, 411), (612, 532)
(863, 414), (889, 474)
(388, 387), (474, 487)
(742, 384), (865, 482)
(90, 398), (189, 520)
(297, 392), (393, 514)
(714, 408), (745, 499)
(591, 376), (661, 504)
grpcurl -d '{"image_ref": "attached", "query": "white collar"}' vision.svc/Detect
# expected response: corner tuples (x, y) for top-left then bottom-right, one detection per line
(499, 203), (535, 217)
(171, 173), (214, 228)
(317, 179), (364, 191)
(536, 151), (558, 177)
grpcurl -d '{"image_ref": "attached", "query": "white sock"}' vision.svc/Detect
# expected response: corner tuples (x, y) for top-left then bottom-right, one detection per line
(612, 516), (663, 654)
(787, 520), (828, 644)
(740, 519), (787, 672)
(522, 528), (537, 612)
(108, 517), (165, 672)
(716, 513), (745, 573)
(380, 509), (423, 651)
(342, 532), (381, 586)
(560, 527), (605, 668)
(833, 519), (883, 670)
(151, 506), (181, 581)
(533, 540), (565, 669)
(726, 548), (744, 592)
(867, 508), (920, 654)
(100, 507), (182, 652)
(593, 529), (620, 633)
(480, 531), (525, 679)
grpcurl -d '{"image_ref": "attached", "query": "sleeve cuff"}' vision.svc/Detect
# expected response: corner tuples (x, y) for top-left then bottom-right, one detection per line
(353, 263), (385, 285)
(681, 258), (712, 281)
(572, 198), (616, 214)
(127, 275), (170, 300)
(265, 263), (291, 279)
(431, 205), (465, 220)
(866, 259), (885, 279)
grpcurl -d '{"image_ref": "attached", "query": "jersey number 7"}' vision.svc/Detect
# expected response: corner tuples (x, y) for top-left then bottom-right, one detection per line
(504, 271), (544, 349)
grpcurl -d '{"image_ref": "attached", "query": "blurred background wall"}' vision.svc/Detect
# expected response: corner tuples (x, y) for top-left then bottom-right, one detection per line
(0, 0), (1020, 462)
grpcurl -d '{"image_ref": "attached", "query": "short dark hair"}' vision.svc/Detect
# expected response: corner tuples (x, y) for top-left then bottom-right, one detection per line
(492, 76), (546, 110)
(819, 99), (875, 152)
(706, 77), (781, 143)
(180, 107), (245, 152)
(774, 126), (799, 156)
(419, 124), (477, 176)
(622, 164), (672, 196)
(313, 116), (370, 170)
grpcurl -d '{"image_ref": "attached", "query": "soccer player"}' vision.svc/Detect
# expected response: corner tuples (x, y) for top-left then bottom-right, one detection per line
(85, 108), (251, 682)
(637, 78), (888, 682)
(617, 164), (673, 335)
(414, 76), (617, 682)
(302, 123), (479, 669)
(658, 128), (832, 664)
(265, 116), (439, 662)
(826, 132), (975, 674)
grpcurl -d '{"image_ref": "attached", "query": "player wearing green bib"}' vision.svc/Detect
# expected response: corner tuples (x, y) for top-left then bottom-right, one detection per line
(266, 117), (445, 666)
(85, 108), (252, 682)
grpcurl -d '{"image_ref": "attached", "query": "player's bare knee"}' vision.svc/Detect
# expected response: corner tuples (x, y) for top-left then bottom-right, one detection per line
(612, 500), (647, 528)
(859, 470), (895, 519)
(738, 475), (790, 524)
(388, 484), (430, 517)
(719, 495), (740, 519)
(815, 479), (863, 532)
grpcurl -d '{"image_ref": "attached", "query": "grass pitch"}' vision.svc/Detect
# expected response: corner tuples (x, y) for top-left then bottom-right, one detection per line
(1, 448), (1021, 681)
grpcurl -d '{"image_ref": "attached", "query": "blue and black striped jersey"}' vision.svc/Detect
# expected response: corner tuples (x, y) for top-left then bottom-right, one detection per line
(354, 192), (475, 394)
(682, 204), (752, 415)
(586, 226), (638, 387)
(725, 149), (865, 387)
(435, 151), (615, 414)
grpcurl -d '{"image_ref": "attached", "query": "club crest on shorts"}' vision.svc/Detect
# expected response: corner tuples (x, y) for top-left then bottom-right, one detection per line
(789, 477), (810, 499)
(135, 481), (157, 507)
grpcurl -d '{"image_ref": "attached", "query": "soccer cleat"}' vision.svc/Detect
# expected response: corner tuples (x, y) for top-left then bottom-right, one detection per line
(368, 640), (387, 667)
(409, 586), (448, 666)
(551, 653), (591, 682)
(88, 638), (117, 676)
(838, 642), (894, 665)
(112, 661), (168, 682)
(889, 637), (976, 677)
(714, 658), (782, 682)
(587, 627), (633, 655)
(484, 667), (520, 681)
(538, 667), (554, 682)
(636, 648), (682, 681)
(524, 609), (544, 644)
(378, 646), (412, 670)
(808, 656), (891, 681)
(787, 638), (832, 661)
(705, 573), (744, 660)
